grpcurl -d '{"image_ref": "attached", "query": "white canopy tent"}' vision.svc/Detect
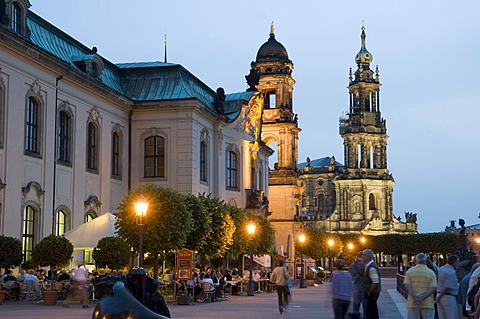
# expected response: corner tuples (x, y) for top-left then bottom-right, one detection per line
(63, 212), (117, 250)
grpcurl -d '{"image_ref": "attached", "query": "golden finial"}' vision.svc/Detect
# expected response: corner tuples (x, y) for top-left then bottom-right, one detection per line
(270, 21), (275, 34)
(361, 20), (365, 31)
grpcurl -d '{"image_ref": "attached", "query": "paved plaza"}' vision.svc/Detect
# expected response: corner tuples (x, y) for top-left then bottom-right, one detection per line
(0, 278), (406, 319)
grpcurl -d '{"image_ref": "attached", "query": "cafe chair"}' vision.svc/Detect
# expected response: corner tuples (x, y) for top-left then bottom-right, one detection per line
(199, 282), (215, 303)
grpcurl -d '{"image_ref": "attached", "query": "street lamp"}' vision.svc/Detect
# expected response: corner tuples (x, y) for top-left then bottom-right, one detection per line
(247, 221), (256, 296)
(360, 236), (366, 250)
(298, 233), (306, 288)
(328, 239), (334, 274)
(348, 243), (354, 251)
(134, 194), (149, 268)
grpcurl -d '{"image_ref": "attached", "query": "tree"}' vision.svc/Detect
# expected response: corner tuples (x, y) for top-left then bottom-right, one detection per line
(31, 235), (73, 268)
(0, 235), (23, 271)
(116, 185), (193, 275)
(93, 237), (131, 270)
(184, 194), (212, 253)
(195, 194), (235, 258)
(301, 228), (343, 261)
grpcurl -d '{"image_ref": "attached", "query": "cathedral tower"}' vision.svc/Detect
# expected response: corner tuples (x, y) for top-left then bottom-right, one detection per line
(251, 23), (302, 254)
(333, 26), (396, 233)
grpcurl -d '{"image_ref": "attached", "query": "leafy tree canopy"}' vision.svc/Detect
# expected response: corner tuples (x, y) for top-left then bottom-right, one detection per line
(116, 185), (193, 257)
(0, 235), (23, 270)
(31, 235), (73, 268)
(93, 236), (131, 270)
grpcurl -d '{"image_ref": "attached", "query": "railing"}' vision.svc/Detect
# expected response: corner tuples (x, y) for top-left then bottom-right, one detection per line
(396, 273), (408, 299)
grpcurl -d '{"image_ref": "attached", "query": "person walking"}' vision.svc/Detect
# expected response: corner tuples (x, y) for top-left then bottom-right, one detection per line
(362, 249), (381, 319)
(331, 259), (353, 319)
(404, 252), (438, 319)
(270, 259), (290, 314)
(435, 254), (459, 319)
(349, 251), (366, 319)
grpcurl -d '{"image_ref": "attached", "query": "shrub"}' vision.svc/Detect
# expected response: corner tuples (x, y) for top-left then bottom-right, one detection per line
(305, 272), (315, 280)
(31, 235), (73, 268)
(317, 270), (326, 279)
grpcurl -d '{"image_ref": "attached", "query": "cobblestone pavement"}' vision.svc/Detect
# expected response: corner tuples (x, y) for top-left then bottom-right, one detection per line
(0, 278), (406, 319)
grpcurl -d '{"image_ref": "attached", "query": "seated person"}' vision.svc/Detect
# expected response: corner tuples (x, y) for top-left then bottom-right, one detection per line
(57, 269), (70, 282)
(201, 274), (216, 291)
(24, 269), (41, 300)
(16, 270), (26, 283)
(45, 269), (56, 282)
(162, 270), (173, 285)
(253, 269), (261, 282)
(3, 269), (17, 283)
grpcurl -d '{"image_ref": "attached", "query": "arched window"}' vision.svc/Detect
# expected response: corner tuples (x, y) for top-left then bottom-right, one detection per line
(200, 141), (207, 182)
(144, 135), (165, 178)
(226, 150), (238, 189)
(318, 194), (325, 213)
(55, 209), (69, 236)
(87, 122), (98, 171)
(112, 131), (121, 177)
(57, 111), (71, 163)
(25, 97), (40, 154)
(11, 2), (21, 33)
(22, 205), (36, 261)
(369, 193), (376, 210)
(84, 211), (97, 223)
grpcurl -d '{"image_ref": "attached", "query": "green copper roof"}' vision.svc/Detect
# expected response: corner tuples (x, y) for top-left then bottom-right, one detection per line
(25, 11), (228, 108)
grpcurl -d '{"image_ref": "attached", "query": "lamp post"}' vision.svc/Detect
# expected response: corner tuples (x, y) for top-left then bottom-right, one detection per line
(134, 194), (149, 268)
(247, 221), (256, 296)
(298, 233), (306, 288)
(328, 239), (334, 274)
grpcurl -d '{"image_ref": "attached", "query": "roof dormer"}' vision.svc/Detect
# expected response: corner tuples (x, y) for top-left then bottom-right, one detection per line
(72, 48), (105, 80)
(0, 0), (31, 37)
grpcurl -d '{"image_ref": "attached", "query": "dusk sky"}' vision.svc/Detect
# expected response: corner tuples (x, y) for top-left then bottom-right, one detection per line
(31, 1), (480, 233)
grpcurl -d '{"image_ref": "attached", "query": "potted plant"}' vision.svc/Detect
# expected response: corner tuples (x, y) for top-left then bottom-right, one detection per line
(317, 270), (326, 283)
(305, 272), (315, 286)
(0, 287), (6, 304)
(31, 235), (73, 306)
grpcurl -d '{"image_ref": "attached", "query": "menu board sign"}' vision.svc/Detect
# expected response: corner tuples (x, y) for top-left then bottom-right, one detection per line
(176, 248), (193, 280)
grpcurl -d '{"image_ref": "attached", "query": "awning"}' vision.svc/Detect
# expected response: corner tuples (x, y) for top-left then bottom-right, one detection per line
(63, 212), (117, 250)
(244, 254), (271, 267)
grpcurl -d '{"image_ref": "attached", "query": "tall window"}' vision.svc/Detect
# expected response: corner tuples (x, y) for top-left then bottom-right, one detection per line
(11, 2), (21, 33)
(318, 194), (325, 213)
(112, 132), (121, 177)
(84, 211), (97, 223)
(144, 136), (165, 178)
(57, 111), (71, 163)
(22, 206), (36, 262)
(369, 193), (376, 210)
(87, 122), (98, 170)
(55, 210), (68, 236)
(25, 97), (40, 154)
(0, 82), (4, 148)
(226, 150), (238, 188)
(200, 141), (207, 182)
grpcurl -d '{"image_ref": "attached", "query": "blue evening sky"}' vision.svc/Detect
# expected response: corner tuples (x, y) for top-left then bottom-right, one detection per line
(31, 0), (480, 233)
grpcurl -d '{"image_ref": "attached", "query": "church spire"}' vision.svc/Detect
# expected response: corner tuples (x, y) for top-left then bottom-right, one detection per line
(164, 33), (168, 63)
(355, 25), (373, 69)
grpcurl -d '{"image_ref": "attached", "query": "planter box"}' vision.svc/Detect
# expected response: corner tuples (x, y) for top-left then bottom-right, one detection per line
(0, 290), (6, 304)
(176, 295), (191, 305)
(307, 280), (315, 286)
(42, 290), (60, 306)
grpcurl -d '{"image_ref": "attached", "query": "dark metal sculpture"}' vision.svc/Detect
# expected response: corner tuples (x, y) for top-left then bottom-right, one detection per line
(92, 269), (171, 319)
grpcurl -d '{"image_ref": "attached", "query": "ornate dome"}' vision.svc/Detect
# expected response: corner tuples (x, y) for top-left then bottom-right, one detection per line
(256, 23), (289, 63)
(355, 26), (373, 66)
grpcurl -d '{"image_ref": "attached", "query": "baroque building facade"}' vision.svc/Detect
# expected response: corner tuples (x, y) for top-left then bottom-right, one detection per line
(298, 27), (417, 235)
(0, 1), (271, 262)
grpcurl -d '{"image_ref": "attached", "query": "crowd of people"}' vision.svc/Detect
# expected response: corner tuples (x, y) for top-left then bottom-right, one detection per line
(327, 248), (480, 319)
